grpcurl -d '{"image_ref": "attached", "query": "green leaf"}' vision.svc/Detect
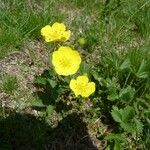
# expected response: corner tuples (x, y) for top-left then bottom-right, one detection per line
(111, 106), (122, 123)
(34, 77), (47, 85)
(144, 110), (150, 117)
(119, 86), (135, 102)
(47, 79), (57, 88)
(136, 98), (149, 109)
(120, 122), (135, 133)
(137, 72), (149, 79)
(105, 145), (111, 150)
(80, 61), (91, 74)
(106, 78), (120, 101)
(111, 106), (135, 133)
(91, 70), (102, 82)
(105, 133), (126, 143)
(107, 90), (119, 101)
(114, 141), (124, 150)
(32, 98), (45, 107)
(46, 105), (54, 117)
(134, 118), (143, 134)
(121, 106), (135, 122)
(105, 78), (120, 89)
(136, 60), (149, 79)
(119, 58), (131, 70)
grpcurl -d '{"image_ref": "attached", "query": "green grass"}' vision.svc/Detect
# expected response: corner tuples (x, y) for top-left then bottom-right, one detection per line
(0, 0), (149, 58)
(1, 74), (18, 94)
(0, 0), (64, 58)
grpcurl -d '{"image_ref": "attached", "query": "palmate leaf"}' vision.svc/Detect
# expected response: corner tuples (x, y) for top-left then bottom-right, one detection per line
(111, 106), (134, 123)
(111, 106), (135, 133)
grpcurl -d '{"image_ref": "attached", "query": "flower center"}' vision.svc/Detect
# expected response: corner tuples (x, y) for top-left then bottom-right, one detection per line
(76, 83), (87, 94)
(59, 58), (70, 68)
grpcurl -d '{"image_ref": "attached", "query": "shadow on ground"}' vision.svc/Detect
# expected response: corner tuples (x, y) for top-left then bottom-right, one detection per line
(0, 112), (98, 150)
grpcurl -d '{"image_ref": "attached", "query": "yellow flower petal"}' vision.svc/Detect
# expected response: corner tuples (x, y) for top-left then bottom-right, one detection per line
(45, 36), (52, 42)
(69, 79), (80, 96)
(70, 79), (77, 90)
(88, 82), (96, 94)
(52, 22), (66, 31)
(52, 51), (61, 66)
(81, 82), (95, 97)
(41, 25), (52, 37)
(55, 65), (80, 76)
(77, 76), (89, 84)
(61, 30), (71, 41)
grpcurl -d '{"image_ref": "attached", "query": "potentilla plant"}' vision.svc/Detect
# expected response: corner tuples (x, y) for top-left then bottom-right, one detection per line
(41, 22), (95, 96)
(33, 22), (96, 118)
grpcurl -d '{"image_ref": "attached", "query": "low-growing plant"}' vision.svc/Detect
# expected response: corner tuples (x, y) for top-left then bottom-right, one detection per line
(32, 21), (150, 149)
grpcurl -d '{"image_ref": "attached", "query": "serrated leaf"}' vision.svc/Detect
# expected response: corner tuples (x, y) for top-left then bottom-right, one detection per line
(111, 106), (134, 124)
(120, 122), (135, 133)
(105, 133), (126, 143)
(119, 58), (131, 70)
(134, 118), (143, 134)
(111, 106), (122, 123)
(121, 106), (135, 122)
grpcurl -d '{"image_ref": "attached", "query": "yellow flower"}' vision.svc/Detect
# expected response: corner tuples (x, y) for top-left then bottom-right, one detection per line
(70, 75), (95, 97)
(52, 46), (81, 76)
(41, 22), (71, 42)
